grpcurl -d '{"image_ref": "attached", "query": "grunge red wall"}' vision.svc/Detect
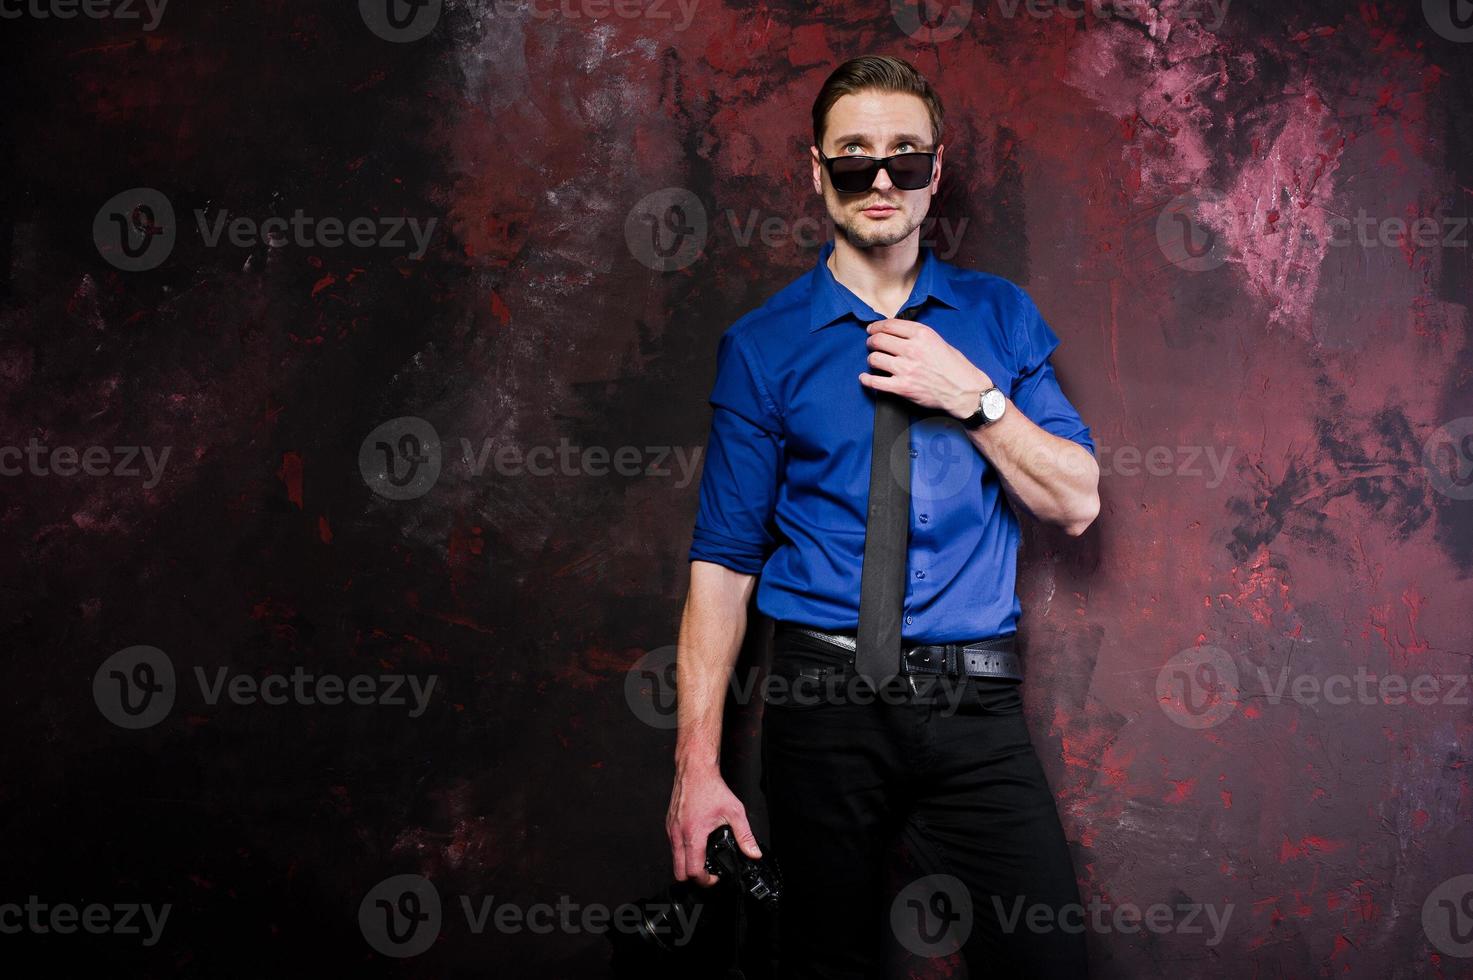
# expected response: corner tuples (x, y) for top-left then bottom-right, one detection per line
(2, 0), (1470, 976)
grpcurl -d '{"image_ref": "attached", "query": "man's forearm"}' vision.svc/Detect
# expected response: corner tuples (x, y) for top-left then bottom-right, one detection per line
(958, 388), (1100, 536)
(674, 561), (756, 772)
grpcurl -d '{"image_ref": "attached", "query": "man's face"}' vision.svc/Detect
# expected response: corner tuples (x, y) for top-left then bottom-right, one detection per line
(811, 90), (943, 250)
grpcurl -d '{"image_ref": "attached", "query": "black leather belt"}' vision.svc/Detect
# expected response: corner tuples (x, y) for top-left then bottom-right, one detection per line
(775, 622), (1023, 682)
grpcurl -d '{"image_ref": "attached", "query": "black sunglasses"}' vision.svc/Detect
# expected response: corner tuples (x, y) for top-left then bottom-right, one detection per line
(817, 148), (937, 193)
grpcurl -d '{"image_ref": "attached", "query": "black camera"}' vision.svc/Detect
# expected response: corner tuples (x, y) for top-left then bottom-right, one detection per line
(608, 825), (783, 978)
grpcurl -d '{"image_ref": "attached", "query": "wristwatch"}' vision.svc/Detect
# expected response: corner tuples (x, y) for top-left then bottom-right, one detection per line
(961, 386), (1007, 429)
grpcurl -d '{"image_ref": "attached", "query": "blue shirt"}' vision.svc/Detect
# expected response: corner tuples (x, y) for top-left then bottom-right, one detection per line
(688, 238), (1094, 643)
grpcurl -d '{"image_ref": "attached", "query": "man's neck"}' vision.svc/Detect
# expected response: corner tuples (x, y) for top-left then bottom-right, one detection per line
(827, 236), (923, 319)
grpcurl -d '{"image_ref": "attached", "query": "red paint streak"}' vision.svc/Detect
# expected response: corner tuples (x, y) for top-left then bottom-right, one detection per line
(490, 290), (511, 328)
(1165, 777), (1196, 803)
(318, 516), (332, 544)
(250, 598), (297, 621)
(1278, 835), (1346, 862)
(276, 452), (304, 509)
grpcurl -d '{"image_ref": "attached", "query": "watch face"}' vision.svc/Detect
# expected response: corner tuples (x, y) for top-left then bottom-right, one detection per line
(981, 388), (1006, 422)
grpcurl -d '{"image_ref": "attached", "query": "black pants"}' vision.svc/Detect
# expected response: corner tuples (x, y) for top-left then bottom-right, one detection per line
(760, 626), (1088, 978)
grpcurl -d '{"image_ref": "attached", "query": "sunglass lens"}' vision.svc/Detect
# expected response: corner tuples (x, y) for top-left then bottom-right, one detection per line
(887, 153), (933, 190)
(829, 157), (878, 193)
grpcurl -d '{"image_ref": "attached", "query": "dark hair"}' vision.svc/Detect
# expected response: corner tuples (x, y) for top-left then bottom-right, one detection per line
(811, 55), (945, 152)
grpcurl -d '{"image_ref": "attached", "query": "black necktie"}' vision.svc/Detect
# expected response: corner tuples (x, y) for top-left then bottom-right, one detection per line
(855, 304), (921, 687)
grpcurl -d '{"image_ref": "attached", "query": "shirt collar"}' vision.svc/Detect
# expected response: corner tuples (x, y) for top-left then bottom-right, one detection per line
(807, 237), (961, 333)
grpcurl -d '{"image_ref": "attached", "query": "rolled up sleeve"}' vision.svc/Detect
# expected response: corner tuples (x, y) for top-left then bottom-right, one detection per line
(688, 329), (784, 575)
(1008, 286), (1095, 455)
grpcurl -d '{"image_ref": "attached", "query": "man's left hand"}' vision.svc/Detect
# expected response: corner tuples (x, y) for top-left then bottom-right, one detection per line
(859, 315), (993, 420)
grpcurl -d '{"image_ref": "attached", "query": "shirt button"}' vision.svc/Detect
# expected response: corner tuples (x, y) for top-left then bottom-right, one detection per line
(915, 570), (925, 579)
(908, 448), (918, 458)
(905, 615), (914, 625)
(918, 514), (929, 523)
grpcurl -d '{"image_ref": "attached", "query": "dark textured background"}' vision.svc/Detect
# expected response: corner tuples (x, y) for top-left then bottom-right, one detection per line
(2, 0), (1472, 976)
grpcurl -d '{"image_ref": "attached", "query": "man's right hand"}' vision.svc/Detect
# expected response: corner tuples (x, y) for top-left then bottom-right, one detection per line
(666, 760), (763, 887)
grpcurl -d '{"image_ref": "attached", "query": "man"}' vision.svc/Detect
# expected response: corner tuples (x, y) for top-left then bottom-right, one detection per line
(667, 55), (1099, 978)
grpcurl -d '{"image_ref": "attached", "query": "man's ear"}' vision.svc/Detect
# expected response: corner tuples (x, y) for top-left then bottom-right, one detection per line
(811, 145), (824, 195)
